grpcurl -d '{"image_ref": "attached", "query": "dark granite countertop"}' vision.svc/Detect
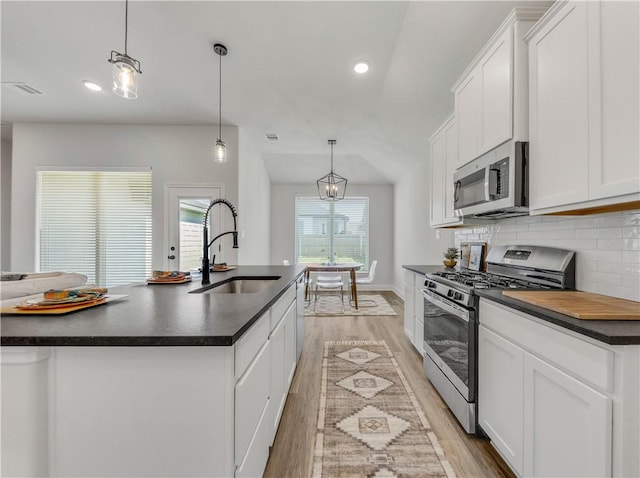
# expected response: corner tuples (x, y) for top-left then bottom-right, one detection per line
(476, 289), (640, 346)
(1, 266), (306, 347)
(402, 265), (445, 276)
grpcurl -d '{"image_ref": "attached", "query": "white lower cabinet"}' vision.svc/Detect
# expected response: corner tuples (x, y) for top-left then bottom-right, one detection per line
(414, 289), (425, 356)
(403, 269), (425, 355)
(478, 326), (524, 476)
(403, 271), (415, 343)
(523, 353), (611, 478)
(235, 339), (271, 473)
(478, 299), (637, 478)
(268, 300), (297, 445)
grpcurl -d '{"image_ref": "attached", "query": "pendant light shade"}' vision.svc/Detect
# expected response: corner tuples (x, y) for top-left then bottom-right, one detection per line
(213, 43), (228, 163)
(107, 0), (142, 99)
(317, 140), (347, 201)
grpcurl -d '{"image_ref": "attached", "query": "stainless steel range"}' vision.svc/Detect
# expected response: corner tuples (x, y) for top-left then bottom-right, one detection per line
(422, 245), (575, 434)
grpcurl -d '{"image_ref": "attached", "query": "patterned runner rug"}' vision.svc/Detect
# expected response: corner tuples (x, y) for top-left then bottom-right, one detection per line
(305, 295), (397, 316)
(313, 340), (456, 478)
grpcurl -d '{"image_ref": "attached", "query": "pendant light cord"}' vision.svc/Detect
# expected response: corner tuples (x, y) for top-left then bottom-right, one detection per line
(219, 52), (222, 139)
(123, 0), (129, 55)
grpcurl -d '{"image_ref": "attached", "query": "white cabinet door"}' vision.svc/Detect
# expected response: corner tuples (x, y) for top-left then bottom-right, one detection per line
(430, 116), (462, 228)
(479, 28), (513, 152)
(235, 341), (270, 469)
(523, 353), (612, 478)
(404, 282), (415, 342)
(455, 72), (481, 168)
(413, 287), (425, 356)
(590, 1), (640, 200)
(528, 0), (639, 214)
(284, 301), (297, 387)
(403, 284), (415, 342)
(443, 118), (459, 222)
(269, 312), (287, 442)
(528, 1), (590, 211)
(429, 130), (447, 226)
(478, 325), (525, 476)
(235, 398), (271, 478)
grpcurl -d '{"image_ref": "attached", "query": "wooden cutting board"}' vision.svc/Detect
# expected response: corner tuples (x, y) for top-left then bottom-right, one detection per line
(502, 291), (640, 320)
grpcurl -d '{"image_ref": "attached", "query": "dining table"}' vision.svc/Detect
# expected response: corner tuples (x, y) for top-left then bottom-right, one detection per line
(303, 262), (362, 309)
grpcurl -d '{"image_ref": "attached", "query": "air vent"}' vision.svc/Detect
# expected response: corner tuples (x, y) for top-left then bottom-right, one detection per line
(264, 133), (279, 142)
(3, 83), (45, 95)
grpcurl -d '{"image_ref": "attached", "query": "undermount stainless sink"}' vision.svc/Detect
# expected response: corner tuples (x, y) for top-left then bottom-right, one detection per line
(191, 276), (281, 294)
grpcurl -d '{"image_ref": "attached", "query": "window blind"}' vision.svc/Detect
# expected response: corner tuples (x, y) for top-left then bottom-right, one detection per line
(37, 171), (152, 287)
(295, 196), (369, 270)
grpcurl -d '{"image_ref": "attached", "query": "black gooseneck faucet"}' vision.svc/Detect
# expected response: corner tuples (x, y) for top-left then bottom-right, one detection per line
(201, 199), (238, 285)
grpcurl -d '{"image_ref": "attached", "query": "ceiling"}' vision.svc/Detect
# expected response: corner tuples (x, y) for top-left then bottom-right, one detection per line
(1, 0), (551, 184)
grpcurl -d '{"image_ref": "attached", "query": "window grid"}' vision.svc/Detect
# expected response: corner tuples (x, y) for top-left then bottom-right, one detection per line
(295, 196), (369, 271)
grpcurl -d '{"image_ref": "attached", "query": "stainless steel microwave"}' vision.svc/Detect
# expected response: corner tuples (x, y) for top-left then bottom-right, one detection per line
(453, 141), (528, 219)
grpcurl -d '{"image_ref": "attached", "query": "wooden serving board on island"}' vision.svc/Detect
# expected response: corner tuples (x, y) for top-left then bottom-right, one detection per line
(0, 295), (128, 315)
(502, 290), (640, 320)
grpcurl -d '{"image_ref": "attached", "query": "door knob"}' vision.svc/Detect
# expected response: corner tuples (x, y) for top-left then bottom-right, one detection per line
(168, 255), (176, 260)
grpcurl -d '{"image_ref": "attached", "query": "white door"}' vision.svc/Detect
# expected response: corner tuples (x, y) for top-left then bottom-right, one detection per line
(478, 325), (525, 476)
(523, 353), (612, 478)
(166, 185), (222, 271)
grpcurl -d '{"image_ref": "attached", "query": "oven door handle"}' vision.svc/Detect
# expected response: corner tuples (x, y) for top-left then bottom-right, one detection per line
(422, 289), (470, 322)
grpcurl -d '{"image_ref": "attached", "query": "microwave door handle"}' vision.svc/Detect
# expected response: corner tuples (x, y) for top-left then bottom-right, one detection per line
(484, 165), (491, 201)
(454, 180), (461, 202)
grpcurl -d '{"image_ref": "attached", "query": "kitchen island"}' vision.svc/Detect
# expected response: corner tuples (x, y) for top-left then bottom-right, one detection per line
(1, 265), (306, 477)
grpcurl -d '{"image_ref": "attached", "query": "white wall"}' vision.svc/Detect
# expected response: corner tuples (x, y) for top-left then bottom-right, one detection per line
(270, 183), (394, 288)
(393, 154), (454, 295)
(1, 138), (12, 269)
(10, 123), (240, 272)
(455, 211), (640, 301)
(237, 129), (271, 265)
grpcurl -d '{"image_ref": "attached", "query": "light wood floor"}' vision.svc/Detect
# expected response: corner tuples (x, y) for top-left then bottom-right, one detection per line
(264, 291), (515, 478)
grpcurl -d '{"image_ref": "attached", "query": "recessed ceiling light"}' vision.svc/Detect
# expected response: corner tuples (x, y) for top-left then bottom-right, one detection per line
(83, 80), (102, 92)
(353, 61), (369, 74)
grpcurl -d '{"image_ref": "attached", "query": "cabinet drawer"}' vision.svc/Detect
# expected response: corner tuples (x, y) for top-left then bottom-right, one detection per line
(235, 339), (270, 467)
(270, 285), (295, 331)
(235, 312), (270, 379)
(480, 299), (614, 392)
(235, 395), (271, 478)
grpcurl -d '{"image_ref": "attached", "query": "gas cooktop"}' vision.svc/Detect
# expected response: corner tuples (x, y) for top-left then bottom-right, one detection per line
(424, 245), (576, 308)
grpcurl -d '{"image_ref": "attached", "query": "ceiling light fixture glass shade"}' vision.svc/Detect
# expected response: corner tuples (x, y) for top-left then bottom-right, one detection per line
(107, 0), (142, 99)
(213, 43), (228, 163)
(354, 61), (369, 74)
(317, 139), (347, 201)
(214, 139), (226, 163)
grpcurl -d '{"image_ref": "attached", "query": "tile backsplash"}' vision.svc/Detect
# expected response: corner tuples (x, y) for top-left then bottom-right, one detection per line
(454, 210), (640, 302)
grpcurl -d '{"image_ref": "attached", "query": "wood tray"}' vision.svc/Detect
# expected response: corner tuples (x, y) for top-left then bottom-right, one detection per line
(212, 266), (236, 272)
(1, 295), (128, 315)
(147, 278), (192, 284)
(502, 291), (640, 320)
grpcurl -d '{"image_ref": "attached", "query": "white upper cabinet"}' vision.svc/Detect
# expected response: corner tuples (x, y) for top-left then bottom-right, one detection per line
(454, 74), (481, 168)
(430, 115), (463, 227)
(526, 0), (640, 214)
(452, 8), (544, 169)
(479, 28), (513, 153)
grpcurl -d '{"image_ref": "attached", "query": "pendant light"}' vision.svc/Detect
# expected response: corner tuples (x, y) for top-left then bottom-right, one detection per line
(317, 140), (347, 200)
(107, 0), (142, 99)
(213, 43), (228, 163)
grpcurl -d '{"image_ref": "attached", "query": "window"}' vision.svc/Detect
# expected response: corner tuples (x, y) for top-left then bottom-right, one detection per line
(295, 196), (369, 269)
(37, 170), (152, 287)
